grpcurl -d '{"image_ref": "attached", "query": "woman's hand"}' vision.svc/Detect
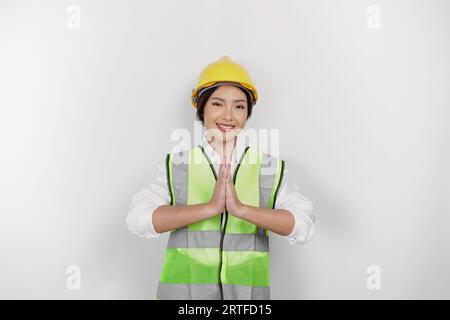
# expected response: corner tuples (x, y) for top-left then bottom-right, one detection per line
(207, 153), (247, 218)
(225, 162), (247, 218)
(207, 160), (227, 216)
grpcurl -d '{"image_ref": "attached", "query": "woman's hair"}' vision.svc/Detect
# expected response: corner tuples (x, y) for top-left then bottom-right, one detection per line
(196, 85), (254, 125)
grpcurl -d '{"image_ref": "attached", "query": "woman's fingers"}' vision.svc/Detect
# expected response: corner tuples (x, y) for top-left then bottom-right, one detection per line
(221, 160), (229, 181)
(218, 153), (229, 186)
(222, 155), (228, 179)
(218, 162), (223, 180)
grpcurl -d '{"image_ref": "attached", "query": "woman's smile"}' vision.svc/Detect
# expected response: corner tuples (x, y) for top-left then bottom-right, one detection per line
(216, 122), (236, 132)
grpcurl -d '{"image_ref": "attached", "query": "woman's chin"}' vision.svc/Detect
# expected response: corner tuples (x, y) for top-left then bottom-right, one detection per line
(220, 130), (239, 142)
(206, 128), (240, 143)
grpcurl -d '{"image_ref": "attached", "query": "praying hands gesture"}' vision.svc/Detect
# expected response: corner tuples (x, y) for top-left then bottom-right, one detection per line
(207, 154), (247, 218)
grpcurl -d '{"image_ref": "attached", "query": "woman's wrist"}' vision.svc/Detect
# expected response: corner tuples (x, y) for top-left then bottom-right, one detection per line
(233, 203), (248, 218)
(203, 202), (222, 217)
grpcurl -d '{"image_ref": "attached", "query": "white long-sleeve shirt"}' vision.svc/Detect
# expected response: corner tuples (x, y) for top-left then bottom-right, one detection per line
(126, 132), (315, 245)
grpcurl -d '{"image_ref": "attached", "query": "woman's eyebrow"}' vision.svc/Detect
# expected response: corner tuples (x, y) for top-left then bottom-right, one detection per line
(211, 97), (246, 103)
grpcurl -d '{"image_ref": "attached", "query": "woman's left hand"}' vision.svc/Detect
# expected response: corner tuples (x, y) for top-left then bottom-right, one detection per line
(225, 163), (247, 218)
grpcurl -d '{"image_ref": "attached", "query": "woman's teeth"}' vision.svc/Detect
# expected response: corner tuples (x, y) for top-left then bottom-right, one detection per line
(217, 123), (235, 132)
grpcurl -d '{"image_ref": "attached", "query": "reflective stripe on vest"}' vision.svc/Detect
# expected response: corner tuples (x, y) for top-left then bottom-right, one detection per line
(157, 146), (285, 300)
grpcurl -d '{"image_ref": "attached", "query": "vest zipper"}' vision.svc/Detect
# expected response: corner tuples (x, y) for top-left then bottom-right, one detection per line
(217, 209), (227, 300)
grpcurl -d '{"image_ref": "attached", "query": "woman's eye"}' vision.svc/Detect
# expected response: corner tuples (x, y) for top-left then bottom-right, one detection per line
(236, 105), (245, 109)
(212, 102), (222, 107)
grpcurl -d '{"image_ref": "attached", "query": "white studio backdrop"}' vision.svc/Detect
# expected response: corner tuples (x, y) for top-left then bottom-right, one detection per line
(0, 0), (449, 299)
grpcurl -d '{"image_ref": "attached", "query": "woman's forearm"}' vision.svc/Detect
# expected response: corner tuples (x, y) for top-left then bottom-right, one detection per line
(237, 206), (295, 237)
(153, 203), (295, 236)
(152, 204), (218, 234)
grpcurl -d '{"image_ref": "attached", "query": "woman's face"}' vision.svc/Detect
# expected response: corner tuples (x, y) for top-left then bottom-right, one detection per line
(203, 85), (248, 143)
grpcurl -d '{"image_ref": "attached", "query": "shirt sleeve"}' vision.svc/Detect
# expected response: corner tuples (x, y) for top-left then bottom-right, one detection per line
(126, 158), (170, 239)
(274, 167), (316, 245)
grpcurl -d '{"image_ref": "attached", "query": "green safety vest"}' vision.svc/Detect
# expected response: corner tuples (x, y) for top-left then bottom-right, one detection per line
(156, 145), (285, 300)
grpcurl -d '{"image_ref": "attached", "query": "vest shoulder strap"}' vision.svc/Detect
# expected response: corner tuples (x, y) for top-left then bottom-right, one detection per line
(165, 149), (191, 206)
(259, 151), (285, 209)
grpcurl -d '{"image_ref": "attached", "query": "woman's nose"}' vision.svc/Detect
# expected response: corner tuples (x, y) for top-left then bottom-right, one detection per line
(222, 106), (233, 119)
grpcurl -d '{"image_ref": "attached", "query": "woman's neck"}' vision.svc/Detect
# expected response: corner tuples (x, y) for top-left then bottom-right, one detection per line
(208, 136), (236, 164)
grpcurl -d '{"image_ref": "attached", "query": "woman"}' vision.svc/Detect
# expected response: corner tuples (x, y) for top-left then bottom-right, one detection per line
(126, 56), (315, 300)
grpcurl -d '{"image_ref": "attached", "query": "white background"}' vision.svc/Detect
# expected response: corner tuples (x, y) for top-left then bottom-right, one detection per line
(0, 0), (449, 299)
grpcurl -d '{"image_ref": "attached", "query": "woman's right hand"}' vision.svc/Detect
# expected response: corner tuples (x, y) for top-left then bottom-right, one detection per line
(207, 160), (227, 216)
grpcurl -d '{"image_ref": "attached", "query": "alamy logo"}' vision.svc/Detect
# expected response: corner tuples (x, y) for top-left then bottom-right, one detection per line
(366, 265), (381, 290)
(66, 265), (81, 290)
(66, 5), (81, 30)
(366, 5), (382, 30)
(170, 121), (280, 166)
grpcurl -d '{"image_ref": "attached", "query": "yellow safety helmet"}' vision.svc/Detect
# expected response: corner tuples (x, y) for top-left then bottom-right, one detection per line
(191, 56), (258, 108)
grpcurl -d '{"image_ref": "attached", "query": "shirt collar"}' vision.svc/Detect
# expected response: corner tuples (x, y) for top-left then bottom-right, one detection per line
(201, 130), (247, 165)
